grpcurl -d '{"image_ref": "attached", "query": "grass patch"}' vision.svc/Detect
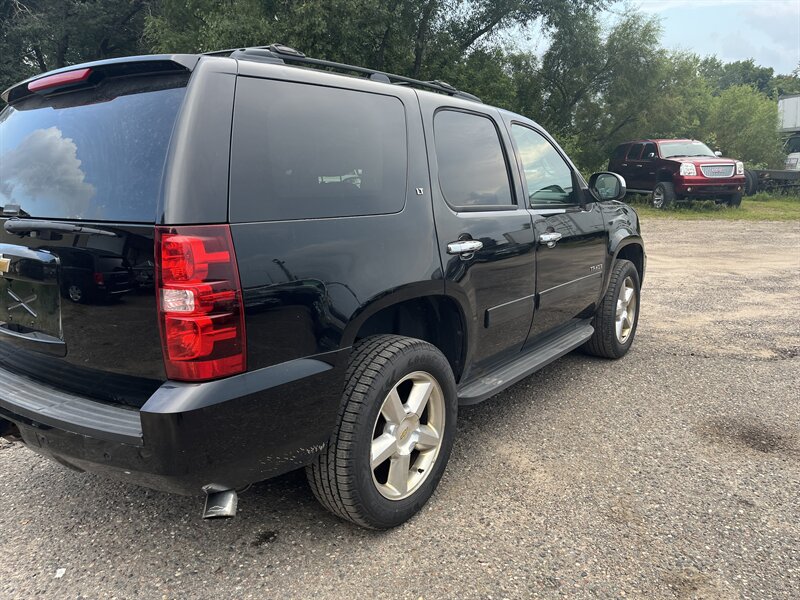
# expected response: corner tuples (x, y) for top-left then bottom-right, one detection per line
(627, 192), (800, 221)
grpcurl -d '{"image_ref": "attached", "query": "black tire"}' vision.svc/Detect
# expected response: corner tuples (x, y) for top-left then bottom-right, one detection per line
(743, 169), (757, 196)
(726, 192), (742, 208)
(582, 259), (641, 359)
(306, 335), (457, 529)
(651, 181), (675, 209)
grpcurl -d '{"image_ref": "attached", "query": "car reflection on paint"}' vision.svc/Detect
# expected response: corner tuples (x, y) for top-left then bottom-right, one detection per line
(39, 246), (135, 303)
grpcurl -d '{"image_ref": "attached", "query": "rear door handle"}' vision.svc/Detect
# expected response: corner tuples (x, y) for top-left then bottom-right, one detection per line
(447, 240), (483, 256)
(539, 232), (562, 248)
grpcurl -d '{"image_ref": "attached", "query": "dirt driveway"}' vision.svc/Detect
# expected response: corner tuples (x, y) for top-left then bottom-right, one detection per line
(1, 218), (798, 599)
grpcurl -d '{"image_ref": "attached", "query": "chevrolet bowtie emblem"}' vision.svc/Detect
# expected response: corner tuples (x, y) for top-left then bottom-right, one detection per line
(0, 254), (9, 275)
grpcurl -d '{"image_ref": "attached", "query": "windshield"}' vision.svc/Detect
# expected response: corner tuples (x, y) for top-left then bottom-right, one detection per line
(0, 77), (186, 222)
(659, 140), (716, 158)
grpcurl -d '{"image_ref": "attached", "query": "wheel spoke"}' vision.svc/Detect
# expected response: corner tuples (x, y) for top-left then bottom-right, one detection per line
(622, 313), (632, 329)
(615, 316), (624, 340)
(623, 286), (634, 305)
(386, 453), (410, 495)
(616, 299), (625, 318)
(381, 388), (407, 425)
(405, 380), (433, 417)
(371, 433), (397, 469)
(415, 424), (440, 451)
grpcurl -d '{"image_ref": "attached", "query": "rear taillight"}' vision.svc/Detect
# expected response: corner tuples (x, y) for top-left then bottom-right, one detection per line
(93, 272), (104, 285)
(156, 225), (246, 381)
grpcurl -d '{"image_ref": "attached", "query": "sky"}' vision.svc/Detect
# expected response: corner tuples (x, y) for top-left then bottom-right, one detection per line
(632, 0), (800, 74)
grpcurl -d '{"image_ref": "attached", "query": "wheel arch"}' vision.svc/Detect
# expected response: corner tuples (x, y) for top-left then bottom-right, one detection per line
(342, 288), (469, 383)
(656, 169), (674, 183)
(603, 236), (645, 297)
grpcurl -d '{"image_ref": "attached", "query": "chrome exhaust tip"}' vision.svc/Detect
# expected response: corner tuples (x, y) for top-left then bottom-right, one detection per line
(202, 485), (238, 519)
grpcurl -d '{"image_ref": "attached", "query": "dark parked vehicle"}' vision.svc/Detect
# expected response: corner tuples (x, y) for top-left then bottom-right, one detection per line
(0, 45), (645, 528)
(609, 139), (746, 208)
(39, 246), (135, 303)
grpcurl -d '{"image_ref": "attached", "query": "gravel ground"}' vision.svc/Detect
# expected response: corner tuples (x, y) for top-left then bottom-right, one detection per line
(1, 218), (798, 599)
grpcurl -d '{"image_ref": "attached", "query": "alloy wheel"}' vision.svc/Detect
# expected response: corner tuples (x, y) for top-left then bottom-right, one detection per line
(68, 285), (83, 302)
(615, 276), (637, 343)
(370, 371), (445, 500)
(652, 187), (664, 209)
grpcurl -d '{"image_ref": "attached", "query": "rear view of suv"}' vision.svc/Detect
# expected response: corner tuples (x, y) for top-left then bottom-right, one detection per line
(0, 45), (645, 529)
(609, 139), (745, 208)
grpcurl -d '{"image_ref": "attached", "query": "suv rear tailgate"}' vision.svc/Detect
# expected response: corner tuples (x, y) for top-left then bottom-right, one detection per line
(0, 63), (190, 407)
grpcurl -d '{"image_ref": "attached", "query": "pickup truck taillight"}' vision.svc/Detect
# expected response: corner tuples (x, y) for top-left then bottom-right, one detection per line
(156, 225), (247, 381)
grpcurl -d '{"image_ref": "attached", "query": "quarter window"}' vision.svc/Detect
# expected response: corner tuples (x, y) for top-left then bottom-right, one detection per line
(510, 125), (575, 206)
(433, 110), (514, 208)
(229, 78), (408, 222)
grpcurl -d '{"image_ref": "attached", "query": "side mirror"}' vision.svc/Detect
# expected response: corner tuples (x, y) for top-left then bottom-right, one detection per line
(588, 172), (626, 202)
(714, 150), (723, 157)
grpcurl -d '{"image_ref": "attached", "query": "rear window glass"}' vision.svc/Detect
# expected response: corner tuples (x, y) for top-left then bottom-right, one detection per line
(434, 110), (514, 208)
(0, 77), (187, 222)
(229, 78), (408, 222)
(98, 256), (126, 271)
(612, 145), (627, 159)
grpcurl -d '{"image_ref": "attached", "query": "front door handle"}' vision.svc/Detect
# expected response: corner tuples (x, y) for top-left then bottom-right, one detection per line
(539, 231), (562, 248)
(447, 239), (483, 256)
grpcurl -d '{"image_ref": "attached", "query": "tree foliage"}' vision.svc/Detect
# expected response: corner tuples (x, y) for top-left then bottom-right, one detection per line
(0, 0), (796, 170)
(0, 0), (147, 88)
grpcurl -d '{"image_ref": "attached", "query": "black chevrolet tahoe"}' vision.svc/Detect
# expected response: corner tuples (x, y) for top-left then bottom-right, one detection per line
(0, 45), (645, 529)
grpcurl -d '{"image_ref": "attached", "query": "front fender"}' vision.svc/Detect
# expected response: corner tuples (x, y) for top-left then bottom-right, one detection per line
(600, 202), (646, 295)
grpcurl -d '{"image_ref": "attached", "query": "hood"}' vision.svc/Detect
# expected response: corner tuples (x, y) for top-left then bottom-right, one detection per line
(663, 156), (739, 166)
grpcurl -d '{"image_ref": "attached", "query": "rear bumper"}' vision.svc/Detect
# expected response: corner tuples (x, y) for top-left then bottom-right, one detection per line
(0, 349), (348, 495)
(674, 175), (745, 197)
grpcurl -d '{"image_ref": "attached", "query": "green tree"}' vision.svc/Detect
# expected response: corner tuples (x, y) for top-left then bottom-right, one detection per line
(0, 0), (149, 92)
(143, 0), (605, 78)
(709, 85), (784, 167)
(700, 57), (775, 95)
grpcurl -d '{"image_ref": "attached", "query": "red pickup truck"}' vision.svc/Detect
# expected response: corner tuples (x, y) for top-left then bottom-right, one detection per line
(608, 139), (746, 208)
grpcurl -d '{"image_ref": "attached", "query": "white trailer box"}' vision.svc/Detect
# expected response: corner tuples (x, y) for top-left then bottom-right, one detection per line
(778, 94), (800, 133)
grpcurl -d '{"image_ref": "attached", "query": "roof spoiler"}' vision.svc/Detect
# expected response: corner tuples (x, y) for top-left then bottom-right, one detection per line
(2, 54), (201, 105)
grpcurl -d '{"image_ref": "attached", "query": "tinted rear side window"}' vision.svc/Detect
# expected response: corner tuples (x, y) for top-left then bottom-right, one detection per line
(612, 145), (627, 159)
(229, 78), (408, 222)
(433, 110), (513, 208)
(626, 144), (644, 160)
(0, 76), (187, 222)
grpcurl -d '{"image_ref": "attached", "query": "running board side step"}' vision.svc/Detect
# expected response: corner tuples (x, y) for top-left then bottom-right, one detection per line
(457, 321), (594, 405)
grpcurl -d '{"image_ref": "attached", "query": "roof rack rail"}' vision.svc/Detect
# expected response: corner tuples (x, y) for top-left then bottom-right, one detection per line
(207, 44), (482, 103)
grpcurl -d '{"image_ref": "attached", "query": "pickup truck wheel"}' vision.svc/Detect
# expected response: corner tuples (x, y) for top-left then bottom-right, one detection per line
(726, 192), (743, 208)
(306, 335), (457, 529)
(651, 182), (675, 209)
(582, 259), (640, 359)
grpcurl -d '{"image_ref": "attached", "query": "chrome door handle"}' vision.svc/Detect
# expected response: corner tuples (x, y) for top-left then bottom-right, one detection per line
(447, 240), (483, 256)
(539, 232), (562, 248)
